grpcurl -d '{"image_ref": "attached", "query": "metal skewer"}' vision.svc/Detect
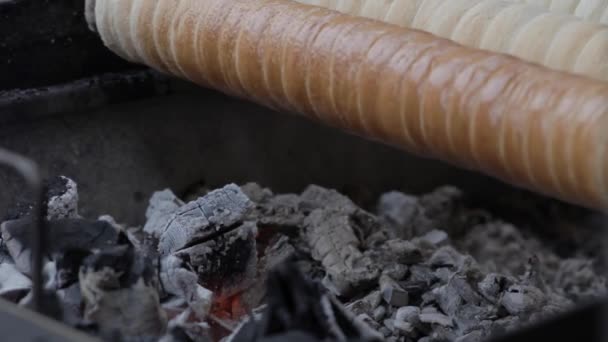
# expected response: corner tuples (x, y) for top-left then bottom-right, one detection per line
(0, 147), (45, 312)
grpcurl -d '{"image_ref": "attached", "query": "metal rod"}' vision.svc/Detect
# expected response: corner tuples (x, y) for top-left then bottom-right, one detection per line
(0, 147), (44, 312)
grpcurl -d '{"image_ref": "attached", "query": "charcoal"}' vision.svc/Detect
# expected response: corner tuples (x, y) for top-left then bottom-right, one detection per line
(0, 261), (31, 302)
(159, 255), (214, 320)
(454, 330), (483, 342)
(541, 292), (573, 316)
(154, 184), (254, 255)
(401, 281), (431, 301)
(143, 189), (185, 238)
(241, 235), (296, 310)
(227, 260), (383, 342)
(243, 184), (305, 228)
(0, 244), (11, 264)
(379, 187), (464, 240)
(428, 246), (466, 270)
(100, 332), (162, 342)
(240, 183), (274, 203)
(477, 274), (514, 303)
(358, 313), (383, 332)
(162, 295), (187, 315)
(459, 222), (541, 276)
(42, 260), (59, 289)
(364, 229), (391, 249)
(419, 307), (453, 327)
(0, 178), (599, 342)
(377, 191), (419, 238)
(432, 283), (462, 317)
(434, 267), (453, 283)
(97, 214), (125, 230)
(553, 258), (607, 301)
(1, 218), (45, 274)
(452, 304), (495, 334)
(372, 306), (386, 321)
(394, 306), (420, 335)
(384, 240), (423, 265)
(362, 290), (383, 309)
(261, 235), (296, 272)
(16, 260), (58, 308)
(259, 193), (305, 227)
(382, 264), (409, 281)
(452, 276), (486, 306)
(79, 244), (166, 338)
(407, 265), (437, 287)
(160, 308), (211, 342)
(46, 176), (79, 220)
(1, 217), (119, 275)
(416, 186), (463, 228)
(4, 176), (78, 221)
(395, 306), (420, 324)
(232, 330), (329, 342)
(378, 327), (392, 337)
(416, 230), (449, 248)
(380, 275), (409, 307)
(300, 185), (360, 213)
(383, 318), (395, 332)
(488, 316), (520, 335)
(159, 325), (211, 342)
(346, 297), (373, 316)
(520, 255), (546, 290)
(57, 283), (83, 326)
(113, 221), (160, 262)
(301, 185), (381, 241)
(158, 328), (193, 342)
(304, 208), (379, 296)
(500, 285), (546, 315)
(54, 248), (92, 289)
(346, 290), (382, 316)
(174, 221), (257, 298)
(428, 325), (458, 341)
(393, 319), (414, 335)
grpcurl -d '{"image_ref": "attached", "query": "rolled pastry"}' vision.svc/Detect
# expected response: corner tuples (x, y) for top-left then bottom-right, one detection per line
(515, 0), (608, 23)
(295, 0), (608, 81)
(88, 0), (608, 211)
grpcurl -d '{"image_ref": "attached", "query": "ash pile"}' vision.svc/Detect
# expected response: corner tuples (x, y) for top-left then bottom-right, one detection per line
(0, 176), (606, 342)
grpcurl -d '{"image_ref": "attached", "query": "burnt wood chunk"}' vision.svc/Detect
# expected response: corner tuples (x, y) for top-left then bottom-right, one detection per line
(0, 261), (31, 302)
(79, 244), (166, 338)
(175, 222), (257, 299)
(151, 184), (253, 255)
(1, 218), (119, 275)
(304, 207), (379, 296)
(143, 189), (185, 238)
(46, 176), (79, 221)
(159, 254), (213, 320)
(226, 260), (383, 342)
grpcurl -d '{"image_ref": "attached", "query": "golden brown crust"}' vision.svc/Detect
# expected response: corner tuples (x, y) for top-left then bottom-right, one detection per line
(92, 0), (608, 211)
(296, 0), (608, 81)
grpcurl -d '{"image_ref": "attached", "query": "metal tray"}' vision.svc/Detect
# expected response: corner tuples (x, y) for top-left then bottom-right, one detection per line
(0, 1), (606, 341)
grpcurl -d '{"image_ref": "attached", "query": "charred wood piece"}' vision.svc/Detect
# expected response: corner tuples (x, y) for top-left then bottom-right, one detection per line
(226, 260), (383, 342)
(79, 244), (166, 338)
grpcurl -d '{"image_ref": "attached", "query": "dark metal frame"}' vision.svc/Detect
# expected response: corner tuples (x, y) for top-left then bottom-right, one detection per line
(0, 0), (605, 341)
(0, 148), (45, 312)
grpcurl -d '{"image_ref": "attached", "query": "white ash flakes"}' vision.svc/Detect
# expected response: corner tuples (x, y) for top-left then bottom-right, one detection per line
(236, 183), (607, 342)
(0, 178), (604, 342)
(46, 176), (79, 220)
